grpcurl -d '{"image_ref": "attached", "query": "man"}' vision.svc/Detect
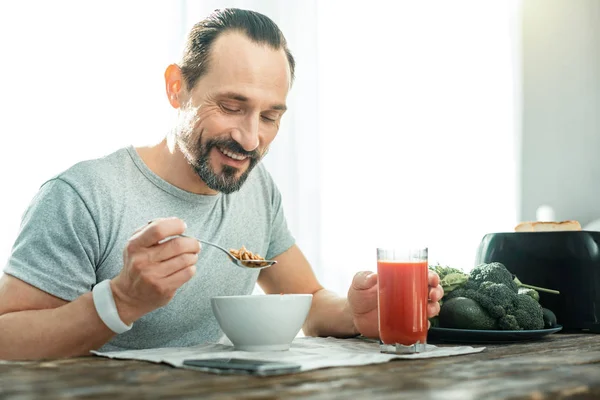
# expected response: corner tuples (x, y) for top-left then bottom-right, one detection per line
(0, 8), (443, 360)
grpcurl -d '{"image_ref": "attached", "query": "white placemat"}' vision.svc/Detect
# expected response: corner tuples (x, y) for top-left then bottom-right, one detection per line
(92, 336), (485, 376)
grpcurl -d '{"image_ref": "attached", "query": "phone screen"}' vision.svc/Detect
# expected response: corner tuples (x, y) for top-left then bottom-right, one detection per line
(182, 358), (301, 375)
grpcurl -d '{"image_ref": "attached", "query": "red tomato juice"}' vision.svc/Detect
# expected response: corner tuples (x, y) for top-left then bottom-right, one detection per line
(377, 260), (428, 345)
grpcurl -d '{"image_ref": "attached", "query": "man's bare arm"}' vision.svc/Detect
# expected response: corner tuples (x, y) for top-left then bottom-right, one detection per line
(0, 217), (199, 361)
(0, 275), (116, 360)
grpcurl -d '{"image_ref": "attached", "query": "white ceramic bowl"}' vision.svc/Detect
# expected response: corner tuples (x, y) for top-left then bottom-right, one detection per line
(211, 294), (313, 351)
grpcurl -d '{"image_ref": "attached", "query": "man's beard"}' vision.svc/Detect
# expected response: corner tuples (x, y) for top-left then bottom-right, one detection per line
(182, 135), (263, 194)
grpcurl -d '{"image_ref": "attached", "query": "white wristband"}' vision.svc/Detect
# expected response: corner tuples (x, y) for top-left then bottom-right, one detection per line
(92, 279), (133, 334)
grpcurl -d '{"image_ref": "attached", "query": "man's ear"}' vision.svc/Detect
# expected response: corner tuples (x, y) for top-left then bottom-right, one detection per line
(164, 64), (183, 108)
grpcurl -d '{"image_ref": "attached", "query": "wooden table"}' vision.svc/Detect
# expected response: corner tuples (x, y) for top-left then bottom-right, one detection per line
(1, 333), (599, 399)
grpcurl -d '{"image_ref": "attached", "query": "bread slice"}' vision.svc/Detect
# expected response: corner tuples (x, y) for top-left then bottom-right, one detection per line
(515, 220), (582, 232)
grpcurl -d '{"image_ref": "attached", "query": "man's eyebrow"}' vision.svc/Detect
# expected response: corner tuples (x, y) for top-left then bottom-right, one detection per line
(218, 91), (287, 112)
(271, 103), (287, 112)
(220, 92), (249, 102)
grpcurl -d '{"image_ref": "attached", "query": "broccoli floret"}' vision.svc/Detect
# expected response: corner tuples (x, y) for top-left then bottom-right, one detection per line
(518, 287), (540, 302)
(476, 282), (517, 318)
(469, 262), (518, 292)
(511, 293), (544, 330)
(497, 314), (520, 330)
(462, 280), (480, 291)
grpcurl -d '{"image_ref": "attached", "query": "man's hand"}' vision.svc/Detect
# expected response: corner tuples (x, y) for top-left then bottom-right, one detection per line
(347, 270), (444, 338)
(111, 217), (201, 324)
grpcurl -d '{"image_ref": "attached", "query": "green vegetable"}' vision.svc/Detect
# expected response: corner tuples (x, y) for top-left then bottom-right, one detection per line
(440, 263), (547, 330)
(441, 273), (469, 293)
(497, 314), (519, 330)
(430, 262), (558, 331)
(476, 282), (518, 318)
(512, 294), (544, 330)
(429, 264), (467, 280)
(429, 264), (469, 302)
(469, 262), (519, 292)
(447, 283), (509, 319)
(469, 262), (559, 295)
(542, 308), (558, 328)
(518, 287), (540, 302)
(445, 283), (522, 330)
(439, 297), (498, 330)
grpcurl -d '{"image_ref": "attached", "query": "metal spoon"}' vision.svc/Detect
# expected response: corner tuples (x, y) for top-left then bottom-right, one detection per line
(176, 234), (277, 270)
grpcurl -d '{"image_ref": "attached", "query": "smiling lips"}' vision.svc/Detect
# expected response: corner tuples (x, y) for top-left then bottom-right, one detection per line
(218, 146), (249, 161)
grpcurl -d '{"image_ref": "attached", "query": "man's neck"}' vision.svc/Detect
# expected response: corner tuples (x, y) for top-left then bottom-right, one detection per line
(135, 138), (219, 195)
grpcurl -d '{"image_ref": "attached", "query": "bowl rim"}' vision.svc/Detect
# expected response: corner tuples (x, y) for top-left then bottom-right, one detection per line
(211, 293), (313, 300)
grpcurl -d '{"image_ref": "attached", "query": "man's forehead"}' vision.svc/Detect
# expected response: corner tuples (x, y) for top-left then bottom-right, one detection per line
(207, 32), (291, 84)
(193, 32), (291, 104)
(210, 30), (271, 56)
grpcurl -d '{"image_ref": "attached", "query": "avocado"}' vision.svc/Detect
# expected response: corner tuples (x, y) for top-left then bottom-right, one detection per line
(439, 297), (498, 330)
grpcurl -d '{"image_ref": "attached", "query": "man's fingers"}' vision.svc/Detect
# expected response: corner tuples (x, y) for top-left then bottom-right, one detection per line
(129, 217), (187, 248)
(428, 270), (440, 287)
(351, 271), (378, 291)
(158, 252), (199, 278)
(429, 285), (444, 303)
(427, 300), (440, 318)
(149, 236), (201, 263)
(131, 218), (159, 236)
(131, 225), (148, 236)
(427, 268), (443, 318)
(165, 264), (197, 289)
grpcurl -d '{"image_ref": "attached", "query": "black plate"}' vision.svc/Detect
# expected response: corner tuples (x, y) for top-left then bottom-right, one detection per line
(428, 325), (563, 344)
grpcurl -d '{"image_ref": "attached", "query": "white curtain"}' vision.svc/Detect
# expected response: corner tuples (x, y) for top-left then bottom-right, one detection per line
(0, 1), (520, 297)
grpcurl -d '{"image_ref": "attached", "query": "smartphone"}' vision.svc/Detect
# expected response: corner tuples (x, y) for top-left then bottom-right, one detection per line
(183, 358), (301, 375)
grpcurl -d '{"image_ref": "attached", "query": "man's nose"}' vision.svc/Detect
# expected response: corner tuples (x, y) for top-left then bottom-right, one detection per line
(231, 114), (260, 152)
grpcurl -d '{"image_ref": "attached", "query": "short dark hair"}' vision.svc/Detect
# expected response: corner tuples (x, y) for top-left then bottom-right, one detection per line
(179, 8), (295, 91)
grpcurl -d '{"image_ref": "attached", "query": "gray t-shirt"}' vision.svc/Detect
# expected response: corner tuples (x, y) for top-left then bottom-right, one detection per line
(3, 146), (295, 352)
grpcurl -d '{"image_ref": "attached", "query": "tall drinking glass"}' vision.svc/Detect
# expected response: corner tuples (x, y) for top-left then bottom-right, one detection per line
(377, 247), (428, 354)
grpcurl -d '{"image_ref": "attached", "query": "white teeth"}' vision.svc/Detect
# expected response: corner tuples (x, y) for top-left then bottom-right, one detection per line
(219, 147), (248, 161)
